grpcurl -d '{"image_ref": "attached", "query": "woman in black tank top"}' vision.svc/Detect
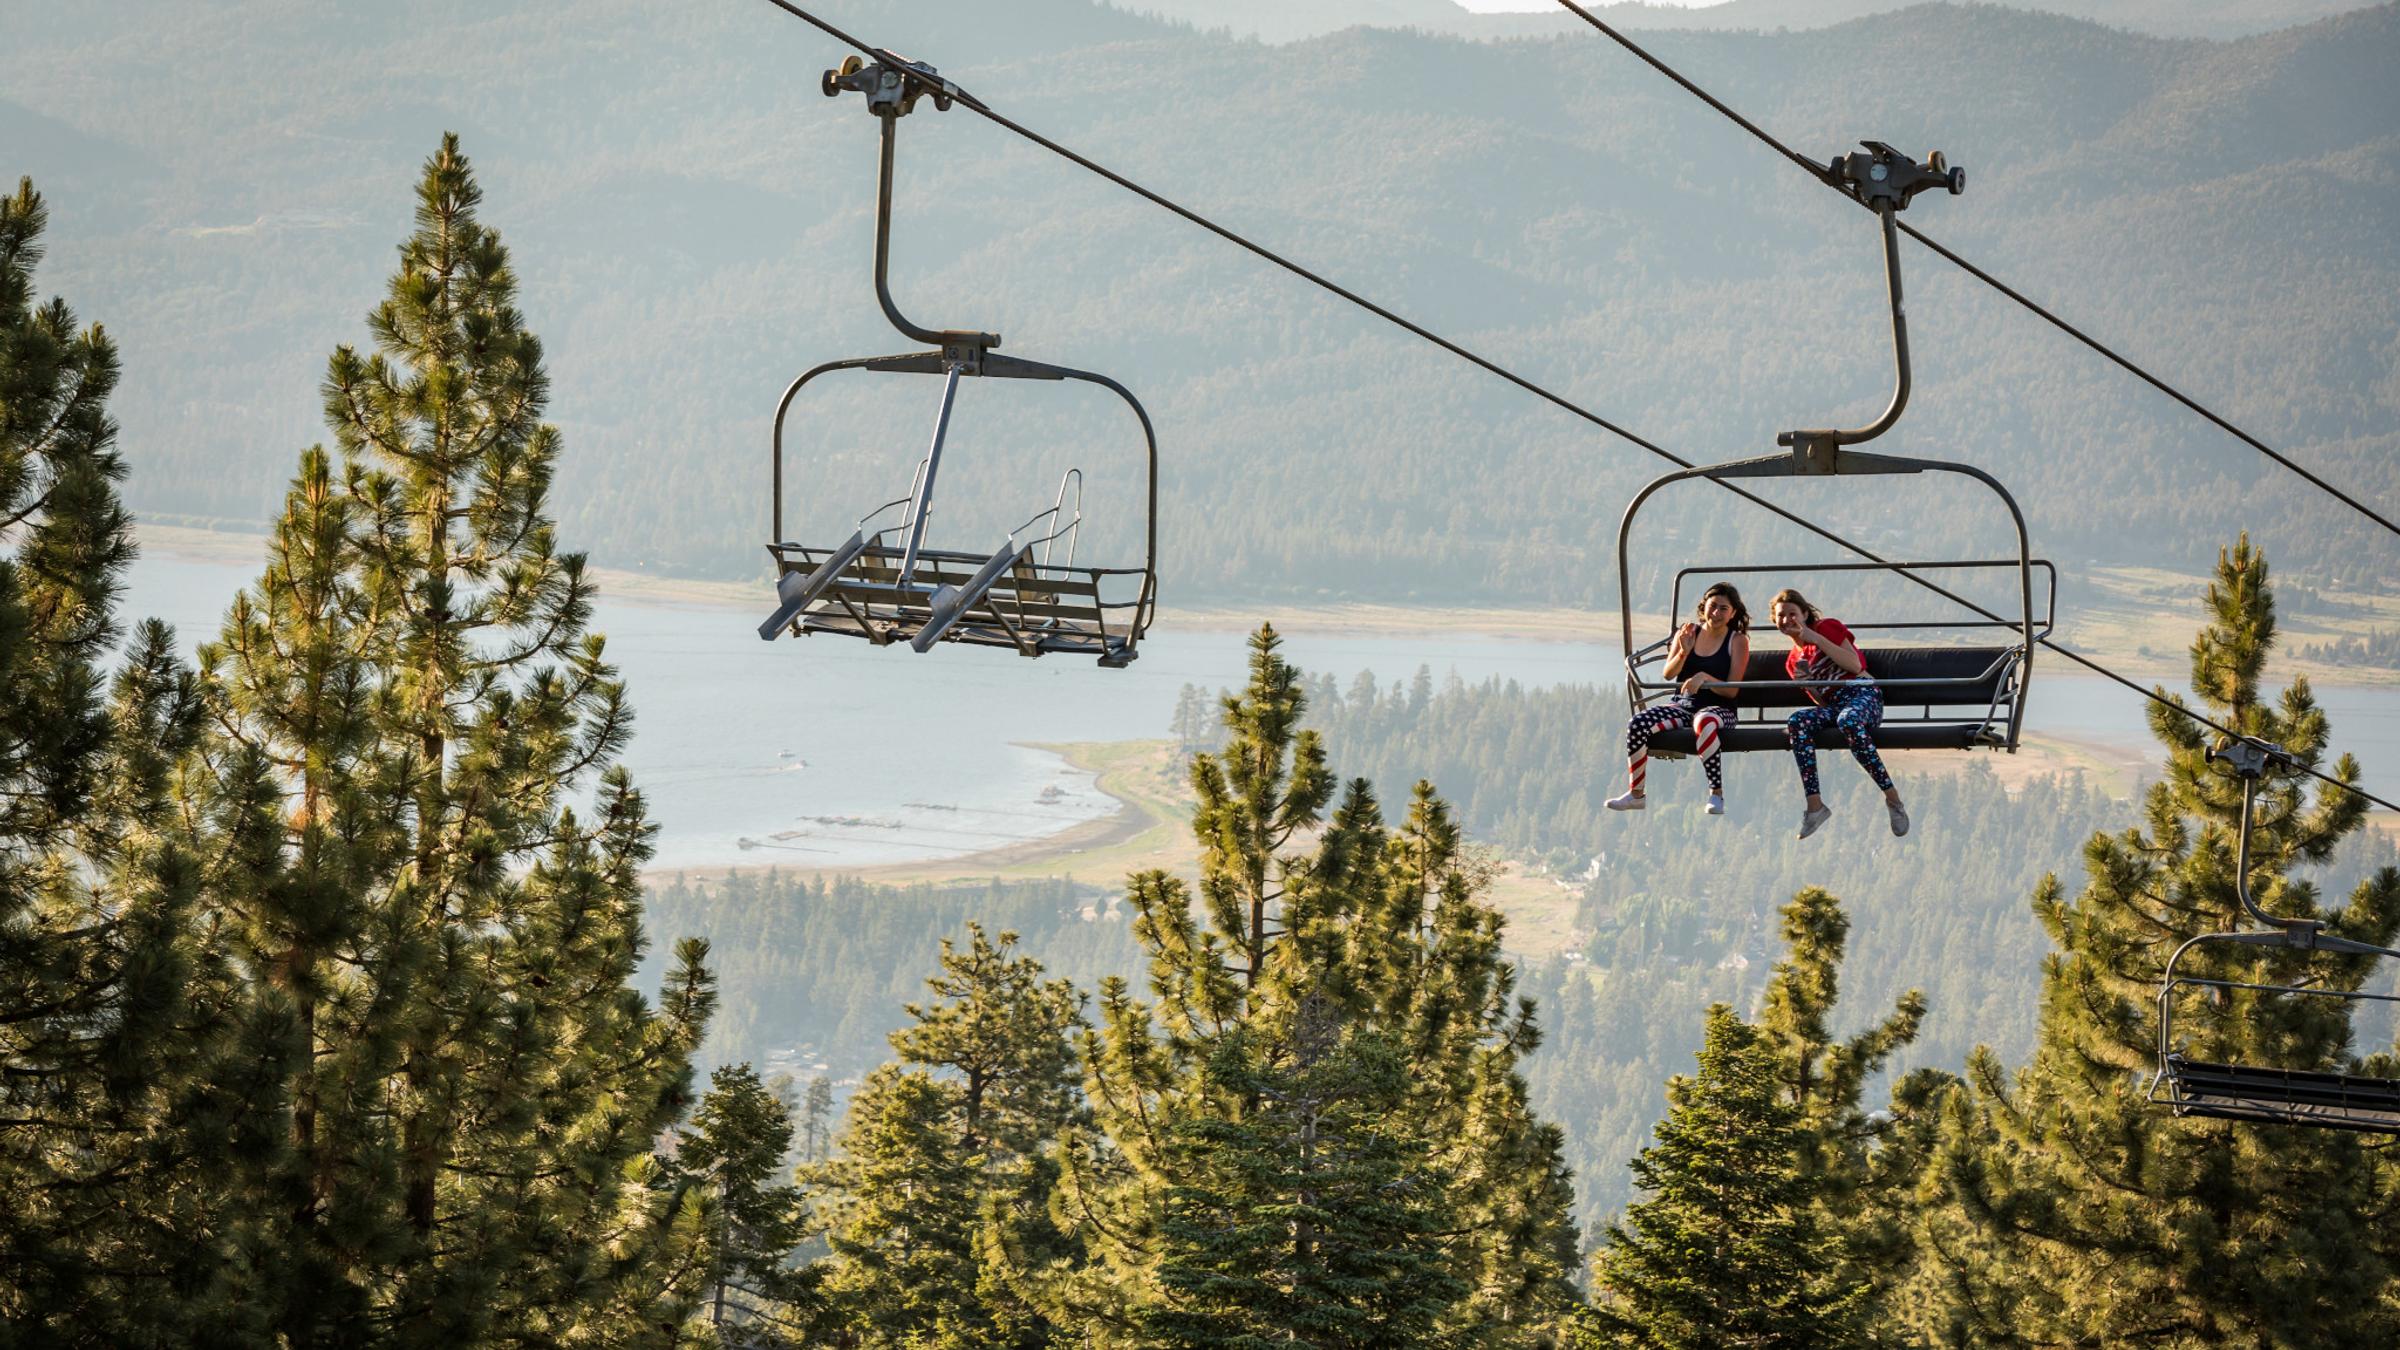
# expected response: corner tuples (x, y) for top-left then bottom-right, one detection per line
(1607, 582), (1751, 816)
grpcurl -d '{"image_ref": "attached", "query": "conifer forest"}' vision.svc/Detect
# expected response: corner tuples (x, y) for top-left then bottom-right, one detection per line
(8, 2), (2400, 1346)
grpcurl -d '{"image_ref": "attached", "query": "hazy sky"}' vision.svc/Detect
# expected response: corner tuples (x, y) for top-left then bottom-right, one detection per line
(1456, 0), (1726, 9)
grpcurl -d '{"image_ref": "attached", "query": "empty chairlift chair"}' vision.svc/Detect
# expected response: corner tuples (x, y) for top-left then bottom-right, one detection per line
(2149, 738), (2400, 1134)
(758, 53), (1158, 667)
(1614, 142), (2046, 754)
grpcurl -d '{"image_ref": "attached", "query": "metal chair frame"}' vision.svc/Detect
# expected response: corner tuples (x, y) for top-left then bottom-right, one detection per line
(2149, 740), (2400, 1134)
(1614, 151), (2041, 752)
(761, 56), (1157, 666)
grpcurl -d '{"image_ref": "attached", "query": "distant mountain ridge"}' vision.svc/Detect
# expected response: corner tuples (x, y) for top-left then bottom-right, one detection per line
(1114, 0), (2384, 41)
(10, 0), (2398, 603)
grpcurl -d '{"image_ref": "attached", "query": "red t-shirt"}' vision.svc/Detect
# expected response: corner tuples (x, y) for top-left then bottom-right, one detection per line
(1785, 617), (1870, 704)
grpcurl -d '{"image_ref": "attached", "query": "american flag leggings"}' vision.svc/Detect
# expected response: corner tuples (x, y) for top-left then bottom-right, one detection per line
(1624, 698), (1725, 796)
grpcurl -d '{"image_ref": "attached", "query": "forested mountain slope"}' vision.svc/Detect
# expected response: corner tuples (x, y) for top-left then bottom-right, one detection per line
(11, 0), (2397, 606)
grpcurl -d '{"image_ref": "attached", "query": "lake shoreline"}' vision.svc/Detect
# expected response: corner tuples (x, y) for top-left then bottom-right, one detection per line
(132, 523), (2400, 691)
(643, 739), (1194, 891)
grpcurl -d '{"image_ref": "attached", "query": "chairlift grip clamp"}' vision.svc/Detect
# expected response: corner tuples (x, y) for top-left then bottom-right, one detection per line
(822, 51), (964, 118)
(1826, 141), (1964, 213)
(2206, 736), (2300, 782)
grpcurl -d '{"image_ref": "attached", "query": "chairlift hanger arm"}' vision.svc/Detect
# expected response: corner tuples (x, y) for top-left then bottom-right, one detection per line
(823, 50), (1002, 352)
(2209, 743), (2398, 945)
(1777, 144), (1961, 456)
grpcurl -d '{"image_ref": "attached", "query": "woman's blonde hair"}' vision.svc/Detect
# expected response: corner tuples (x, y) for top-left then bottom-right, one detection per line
(1768, 587), (1822, 623)
(1695, 581), (1750, 634)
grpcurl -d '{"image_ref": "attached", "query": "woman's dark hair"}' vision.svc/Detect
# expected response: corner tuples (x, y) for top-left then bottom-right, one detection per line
(1695, 582), (1750, 634)
(1768, 587), (1823, 624)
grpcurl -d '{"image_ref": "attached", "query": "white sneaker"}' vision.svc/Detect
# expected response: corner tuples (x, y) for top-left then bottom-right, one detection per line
(1888, 802), (1911, 838)
(1605, 791), (1646, 812)
(1704, 794), (1726, 816)
(1798, 804), (1832, 839)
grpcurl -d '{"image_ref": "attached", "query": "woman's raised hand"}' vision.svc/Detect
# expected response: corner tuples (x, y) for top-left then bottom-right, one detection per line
(1673, 621), (1701, 653)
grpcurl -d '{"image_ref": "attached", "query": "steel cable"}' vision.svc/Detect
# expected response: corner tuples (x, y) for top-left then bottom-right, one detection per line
(749, 0), (2397, 813)
(1550, 0), (2400, 542)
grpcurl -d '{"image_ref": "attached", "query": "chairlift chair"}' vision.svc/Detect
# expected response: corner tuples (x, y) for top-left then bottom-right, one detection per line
(2149, 738), (2400, 1134)
(759, 53), (1158, 667)
(1614, 142), (2046, 756)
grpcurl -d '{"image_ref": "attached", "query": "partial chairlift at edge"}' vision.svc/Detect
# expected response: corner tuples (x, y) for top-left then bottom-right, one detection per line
(759, 53), (1159, 666)
(2149, 738), (2400, 1134)
(1616, 143), (2048, 756)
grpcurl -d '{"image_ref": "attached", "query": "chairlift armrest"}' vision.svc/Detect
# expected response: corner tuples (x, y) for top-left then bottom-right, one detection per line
(858, 495), (916, 531)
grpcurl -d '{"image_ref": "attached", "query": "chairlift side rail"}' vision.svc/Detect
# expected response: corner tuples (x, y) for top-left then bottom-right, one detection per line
(859, 494), (915, 536)
(1046, 365), (1158, 642)
(771, 356), (895, 544)
(1978, 649), (2024, 742)
(1003, 506), (1079, 635)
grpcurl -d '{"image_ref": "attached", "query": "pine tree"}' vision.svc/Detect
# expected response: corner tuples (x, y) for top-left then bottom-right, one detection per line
(890, 923), (1085, 1159)
(179, 136), (716, 1343)
(0, 177), (218, 1341)
(682, 1064), (810, 1312)
(1023, 625), (1580, 1347)
(804, 925), (1085, 1347)
(1916, 538), (2400, 1346)
(1586, 1005), (1866, 1350)
(801, 1074), (836, 1162)
(807, 1067), (986, 1347)
(1751, 888), (1937, 1341)
(1142, 1022), (1468, 1350)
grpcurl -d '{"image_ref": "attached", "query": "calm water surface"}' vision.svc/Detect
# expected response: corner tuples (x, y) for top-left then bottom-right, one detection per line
(125, 554), (1626, 871)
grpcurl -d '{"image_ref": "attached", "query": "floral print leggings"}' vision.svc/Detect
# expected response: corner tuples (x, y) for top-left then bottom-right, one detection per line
(1786, 684), (1892, 796)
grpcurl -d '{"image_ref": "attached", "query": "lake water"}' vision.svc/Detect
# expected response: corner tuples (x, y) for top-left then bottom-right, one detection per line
(124, 553), (2400, 873)
(126, 554), (1632, 871)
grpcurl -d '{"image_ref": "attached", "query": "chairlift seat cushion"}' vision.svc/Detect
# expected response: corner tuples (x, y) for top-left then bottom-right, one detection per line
(1645, 645), (2015, 755)
(2161, 1055), (2400, 1135)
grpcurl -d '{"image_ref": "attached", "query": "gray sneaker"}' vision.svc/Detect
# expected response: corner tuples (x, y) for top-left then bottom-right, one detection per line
(1888, 801), (1911, 838)
(1798, 804), (1832, 839)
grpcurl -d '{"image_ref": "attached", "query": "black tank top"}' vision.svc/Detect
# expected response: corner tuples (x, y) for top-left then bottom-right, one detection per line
(1684, 633), (1737, 710)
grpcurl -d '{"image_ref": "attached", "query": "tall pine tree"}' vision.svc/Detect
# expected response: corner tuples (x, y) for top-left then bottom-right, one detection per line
(1020, 625), (1580, 1347)
(803, 924), (1085, 1348)
(179, 136), (717, 1343)
(681, 1063), (812, 1328)
(1752, 887), (1940, 1343)
(0, 177), (219, 1341)
(1585, 1005), (1867, 1350)
(1915, 538), (2400, 1346)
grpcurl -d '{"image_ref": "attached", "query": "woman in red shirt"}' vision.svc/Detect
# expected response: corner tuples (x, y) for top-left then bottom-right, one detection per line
(1770, 588), (1908, 840)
